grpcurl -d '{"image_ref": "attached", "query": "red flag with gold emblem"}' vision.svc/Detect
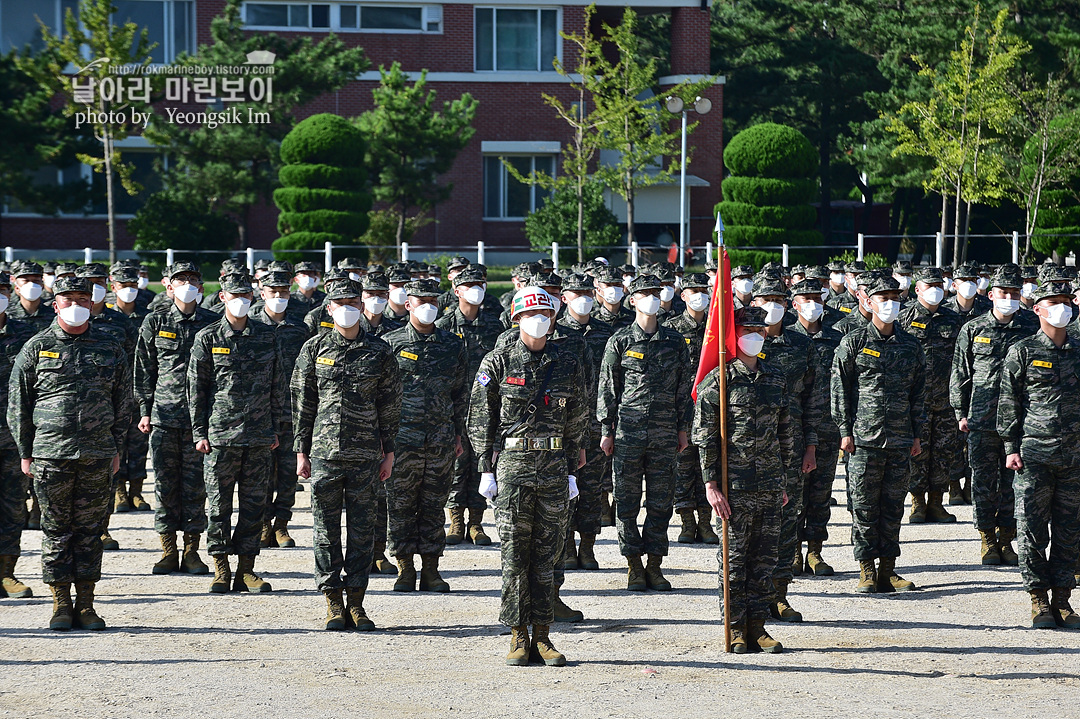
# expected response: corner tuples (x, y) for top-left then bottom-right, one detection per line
(692, 247), (736, 401)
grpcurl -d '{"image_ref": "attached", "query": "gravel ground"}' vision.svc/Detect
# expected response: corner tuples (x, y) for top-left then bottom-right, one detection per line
(3, 463), (1079, 719)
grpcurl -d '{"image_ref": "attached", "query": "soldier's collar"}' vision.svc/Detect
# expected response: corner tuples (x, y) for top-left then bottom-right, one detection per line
(406, 322), (437, 341)
(630, 322), (661, 341)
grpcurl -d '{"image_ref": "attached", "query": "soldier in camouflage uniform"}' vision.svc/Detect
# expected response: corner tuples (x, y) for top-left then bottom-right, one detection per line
(436, 256), (472, 314)
(146, 266), (174, 313)
(383, 279), (468, 594)
(384, 267), (412, 325)
(597, 274), (692, 592)
(469, 287), (587, 666)
(827, 261), (864, 318)
(832, 275), (926, 594)
(593, 266), (635, 331)
(501, 272), (562, 329)
(134, 262), (216, 577)
(292, 279), (401, 631)
(951, 265), (1038, 566)
(945, 262), (993, 323)
(291, 261), (326, 319)
(731, 266), (754, 309)
(10, 276), (131, 631)
(8, 261), (56, 332)
(998, 281), (1080, 629)
(304, 269), (349, 336)
(436, 265), (506, 546)
(653, 264), (685, 321)
(665, 273), (716, 545)
(201, 260), (245, 314)
(892, 260), (914, 304)
(188, 274), (285, 595)
(359, 272), (402, 343)
(833, 270), (877, 336)
(251, 271), (311, 549)
(0, 274), (38, 599)
(693, 305), (793, 653)
(898, 267), (963, 524)
(750, 278), (822, 622)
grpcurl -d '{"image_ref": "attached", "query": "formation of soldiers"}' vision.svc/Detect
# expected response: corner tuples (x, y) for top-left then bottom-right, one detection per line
(1, 251), (1078, 661)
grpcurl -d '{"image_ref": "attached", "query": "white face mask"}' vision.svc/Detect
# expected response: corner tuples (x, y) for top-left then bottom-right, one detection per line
(58, 304), (90, 327)
(413, 302), (439, 325)
(17, 282), (42, 301)
(332, 304), (361, 328)
(976, 277), (990, 291)
(733, 278), (754, 295)
(845, 277), (857, 293)
(1021, 282), (1037, 299)
(389, 287), (408, 306)
(0, 295), (9, 315)
(363, 296), (388, 315)
(265, 296), (289, 314)
(830, 272), (844, 286)
(634, 294), (661, 316)
(545, 291), (562, 313)
(297, 275), (319, 291)
(568, 295), (595, 315)
(91, 284), (106, 303)
(196, 291), (204, 303)
(659, 285), (676, 303)
(349, 272), (362, 282)
(993, 297), (1020, 316)
(737, 332), (765, 357)
(1043, 303), (1072, 328)
(116, 287), (139, 304)
(519, 314), (551, 339)
(820, 288), (830, 303)
(921, 286), (945, 306)
(173, 284), (199, 304)
(462, 286), (485, 306)
(797, 300), (823, 322)
(622, 276), (633, 288)
(43, 274), (56, 289)
(894, 275), (911, 291)
(872, 298), (901, 323)
(761, 301), (786, 326)
(674, 276), (683, 288)
(955, 280), (977, 299)
(226, 297), (251, 318)
(943, 278), (953, 294)
(138, 276), (149, 290)
(602, 286), (625, 304)
(686, 292), (710, 312)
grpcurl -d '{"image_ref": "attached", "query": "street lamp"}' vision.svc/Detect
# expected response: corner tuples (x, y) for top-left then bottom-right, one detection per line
(665, 95), (712, 268)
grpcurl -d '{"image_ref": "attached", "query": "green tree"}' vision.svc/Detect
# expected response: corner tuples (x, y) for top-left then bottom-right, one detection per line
(524, 182), (620, 265)
(356, 62), (477, 250)
(128, 189), (240, 253)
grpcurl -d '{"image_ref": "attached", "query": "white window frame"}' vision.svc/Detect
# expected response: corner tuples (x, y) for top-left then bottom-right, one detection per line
(474, 6), (561, 73)
(110, 0), (195, 65)
(242, 2), (443, 34)
(482, 153), (556, 221)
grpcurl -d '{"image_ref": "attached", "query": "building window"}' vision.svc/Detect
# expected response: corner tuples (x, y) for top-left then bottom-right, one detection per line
(112, 1), (195, 64)
(475, 7), (558, 72)
(244, 2), (442, 33)
(0, 0), (78, 54)
(483, 155), (554, 220)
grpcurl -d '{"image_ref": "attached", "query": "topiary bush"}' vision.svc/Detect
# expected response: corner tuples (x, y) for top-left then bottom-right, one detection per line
(716, 122), (822, 268)
(1031, 188), (1080, 258)
(273, 113), (372, 262)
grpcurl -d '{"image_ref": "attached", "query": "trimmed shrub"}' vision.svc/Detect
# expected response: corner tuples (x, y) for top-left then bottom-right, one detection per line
(723, 123), (817, 178)
(1031, 188), (1080, 258)
(721, 176), (817, 206)
(278, 164), (366, 190)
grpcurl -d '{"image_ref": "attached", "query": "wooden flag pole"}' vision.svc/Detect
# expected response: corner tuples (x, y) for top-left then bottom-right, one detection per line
(717, 218), (731, 653)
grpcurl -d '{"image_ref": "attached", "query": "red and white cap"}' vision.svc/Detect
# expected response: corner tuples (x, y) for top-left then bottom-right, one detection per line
(510, 287), (556, 320)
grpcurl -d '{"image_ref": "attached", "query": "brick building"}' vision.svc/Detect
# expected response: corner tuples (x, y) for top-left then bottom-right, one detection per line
(0, 0), (722, 259)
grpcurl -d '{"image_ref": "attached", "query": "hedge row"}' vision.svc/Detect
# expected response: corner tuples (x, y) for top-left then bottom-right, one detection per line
(278, 209), (370, 237)
(278, 164), (367, 190)
(273, 187), (368, 214)
(720, 223), (823, 248)
(721, 176), (817, 206)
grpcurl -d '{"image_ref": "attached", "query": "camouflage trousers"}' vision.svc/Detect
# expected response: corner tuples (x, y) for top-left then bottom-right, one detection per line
(800, 434), (839, 542)
(554, 496), (575, 591)
(266, 430), (298, 524)
(494, 481), (568, 627)
(568, 436), (605, 535)
(909, 407), (963, 494)
(968, 430), (1016, 532)
(773, 464), (805, 583)
(848, 447), (910, 561)
(613, 433), (678, 557)
(446, 434), (485, 511)
(204, 445), (271, 557)
(150, 425), (207, 535)
(310, 458), (378, 592)
(673, 443), (707, 512)
(386, 442), (455, 557)
(33, 457), (112, 584)
(1015, 452), (1080, 592)
(0, 448), (28, 556)
(719, 490), (782, 627)
(117, 416), (149, 487)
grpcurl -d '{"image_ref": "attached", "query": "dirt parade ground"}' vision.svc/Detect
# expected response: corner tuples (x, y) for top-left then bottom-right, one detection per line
(3, 461), (1079, 719)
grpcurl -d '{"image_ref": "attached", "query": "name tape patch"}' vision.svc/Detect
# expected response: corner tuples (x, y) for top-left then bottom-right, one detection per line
(625, 350), (645, 360)
(910, 321), (927, 329)
(506, 376), (526, 386)
(399, 351), (419, 361)
(974, 336), (991, 344)
(1032, 360), (1053, 369)
(316, 357), (335, 366)
(757, 352), (766, 359)
(840, 306), (852, 313)
(39, 350), (60, 359)
(158, 331), (177, 339)
(211, 347), (230, 355)
(862, 348), (881, 358)
(320, 321), (334, 328)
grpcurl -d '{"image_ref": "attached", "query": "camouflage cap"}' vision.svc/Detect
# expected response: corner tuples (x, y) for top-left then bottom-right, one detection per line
(510, 286), (557, 319)
(452, 266), (486, 287)
(43, 261), (58, 273)
(427, 263), (442, 276)
(537, 258), (555, 271)
(267, 260), (294, 275)
(221, 258), (245, 274)
(954, 262), (980, 279)
(752, 277), (788, 298)
(731, 264), (754, 279)
(323, 267), (348, 283)
(447, 256), (471, 272)
(471, 263), (490, 278)
(110, 266), (140, 284)
(704, 257), (718, 271)
(653, 265), (676, 283)
(1020, 265), (1037, 279)
(912, 266), (944, 284)
(561, 272), (595, 292)
(755, 266), (783, 282)
(989, 264), (1023, 290)
(326, 279), (362, 301)
(511, 262), (533, 279)
(893, 260), (913, 274)
(790, 278), (824, 297)
(597, 267), (623, 285)
(253, 259), (271, 271)
(169, 261), (201, 280)
(618, 264), (636, 276)
(804, 264), (829, 281)
(220, 274), (255, 294)
(361, 272), (390, 291)
(826, 260), (846, 273)
(682, 272), (710, 290)
(529, 271), (562, 290)
(628, 274), (663, 294)
(0, 273), (10, 288)
(386, 267), (412, 284)
(336, 256), (366, 271)
(295, 261), (321, 274)
(1037, 263), (1073, 283)
(845, 260), (867, 274)
(370, 263), (388, 274)
(53, 275), (92, 295)
(791, 264), (808, 277)
(856, 269), (882, 287)
(11, 260), (43, 278)
(866, 274), (901, 297)
(734, 306), (768, 328)
(261, 271), (293, 288)
(110, 259), (137, 274)
(404, 279), (441, 297)
(75, 262), (108, 279)
(55, 262), (79, 276)
(1031, 281), (1074, 303)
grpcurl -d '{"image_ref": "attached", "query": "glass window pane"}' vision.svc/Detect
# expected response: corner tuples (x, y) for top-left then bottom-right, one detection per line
(115, 152), (160, 215)
(534, 156), (554, 210)
(540, 10), (557, 72)
(173, 1), (192, 58)
(340, 5), (358, 28)
(361, 6), (422, 30)
(246, 3), (288, 26)
(114, 1), (166, 63)
(289, 4), (308, 27)
(1, 0), (54, 54)
(311, 4), (329, 28)
(495, 9), (538, 71)
(504, 157), (532, 218)
(474, 8), (493, 71)
(483, 156), (501, 218)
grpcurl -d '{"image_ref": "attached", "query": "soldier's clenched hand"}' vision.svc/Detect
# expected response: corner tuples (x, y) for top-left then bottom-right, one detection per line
(296, 453), (311, 479)
(600, 436), (614, 457)
(1005, 453), (1023, 471)
(910, 438), (922, 457)
(195, 439), (210, 454)
(677, 431), (689, 453)
(138, 415), (152, 434)
(379, 452), (394, 482)
(20, 459), (32, 478)
(705, 481), (730, 520)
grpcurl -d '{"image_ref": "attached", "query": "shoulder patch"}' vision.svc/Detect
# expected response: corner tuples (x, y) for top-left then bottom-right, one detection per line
(399, 350), (418, 361)
(39, 350), (60, 359)
(974, 336), (991, 344)
(316, 356), (335, 366)
(477, 371), (491, 386)
(211, 347), (230, 355)
(1032, 360), (1052, 369)
(862, 348), (880, 358)
(158, 330), (176, 339)
(625, 350), (644, 360)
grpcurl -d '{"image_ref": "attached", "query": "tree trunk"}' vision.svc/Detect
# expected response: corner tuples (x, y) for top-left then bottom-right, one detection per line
(104, 130), (116, 266)
(939, 191), (950, 266)
(396, 206), (407, 260)
(952, 179), (964, 268)
(624, 171), (636, 249)
(961, 199), (973, 264)
(576, 176), (585, 263)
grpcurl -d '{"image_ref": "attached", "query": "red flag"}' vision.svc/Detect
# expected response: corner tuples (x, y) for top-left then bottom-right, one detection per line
(693, 248), (736, 400)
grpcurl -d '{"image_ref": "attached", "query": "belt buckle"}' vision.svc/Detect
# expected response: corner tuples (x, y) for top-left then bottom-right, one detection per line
(529, 437), (545, 451)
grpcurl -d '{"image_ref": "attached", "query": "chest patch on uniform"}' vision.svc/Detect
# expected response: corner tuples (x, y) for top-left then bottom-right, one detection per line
(477, 371), (491, 386)
(1033, 360), (1052, 368)
(320, 321), (334, 328)
(862, 348), (880, 358)
(158, 331), (177, 339)
(626, 350), (644, 359)
(316, 356), (335, 366)
(757, 352), (766, 359)
(211, 347), (230, 355)
(506, 376), (526, 386)
(39, 350), (60, 359)
(840, 306), (852, 313)
(910, 321), (927, 329)
(685, 338), (691, 344)
(974, 336), (991, 344)
(399, 350), (418, 361)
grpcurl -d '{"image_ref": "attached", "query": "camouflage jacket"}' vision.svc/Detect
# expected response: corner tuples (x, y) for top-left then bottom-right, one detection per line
(655, 296), (686, 323)
(361, 313), (403, 338)
(147, 290), (173, 313)
(760, 328), (823, 453)
(133, 303), (220, 427)
(597, 321), (693, 438)
(467, 338), (588, 487)
(108, 301), (151, 334)
(558, 314), (613, 436)
(251, 306), (312, 430)
(252, 296), (317, 326)
(7, 300), (56, 333)
(89, 305), (137, 360)
(826, 289), (858, 314)
(291, 327), (401, 461)
(787, 319), (843, 436)
(290, 289), (326, 317)
(834, 308), (870, 336)
(944, 293), (992, 324)
(832, 322), (926, 449)
(200, 292), (225, 314)
(692, 358), (795, 493)
(898, 301), (963, 412)
(9, 322), (132, 460)
(0, 318), (38, 449)
(304, 303), (334, 337)
(663, 310), (707, 372)
(435, 306), (506, 380)
(592, 302), (634, 331)
(187, 317), (285, 447)
(950, 309), (1038, 431)
(998, 330), (1080, 460)
(383, 322), (468, 448)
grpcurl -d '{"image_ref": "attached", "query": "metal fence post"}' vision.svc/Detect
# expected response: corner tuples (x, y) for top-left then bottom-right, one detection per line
(1012, 231), (1019, 264)
(551, 242), (559, 270)
(705, 242), (713, 263)
(782, 243), (790, 267)
(935, 232), (944, 268)
(84, 247), (93, 264)
(3, 247), (11, 263)
(166, 248), (175, 266)
(856, 234), (864, 261)
(245, 247), (255, 272)
(631, 241), (639, 268)
(324, 242), (333, 272)
(402, 242), (409, 262)
(477, 241), (485, 266)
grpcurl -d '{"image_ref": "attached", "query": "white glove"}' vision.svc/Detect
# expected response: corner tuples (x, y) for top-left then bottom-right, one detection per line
(568, 474), (579, 501)
(479, 472), (498, 500)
